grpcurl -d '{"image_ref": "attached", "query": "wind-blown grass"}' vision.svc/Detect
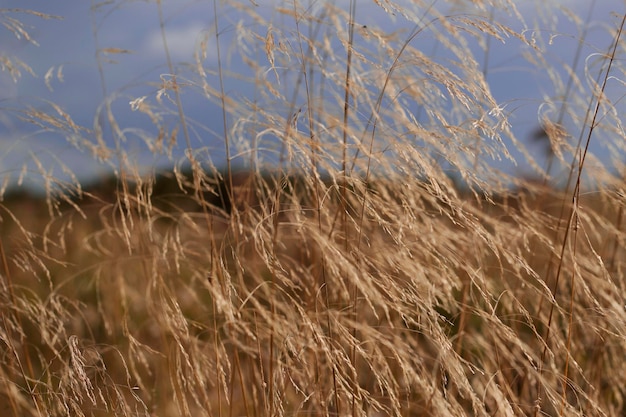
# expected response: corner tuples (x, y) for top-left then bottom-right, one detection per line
(1, 1), (625, 416)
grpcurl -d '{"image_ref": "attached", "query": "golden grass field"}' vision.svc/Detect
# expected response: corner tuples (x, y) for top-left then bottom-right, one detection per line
(1, 1), (626, 416)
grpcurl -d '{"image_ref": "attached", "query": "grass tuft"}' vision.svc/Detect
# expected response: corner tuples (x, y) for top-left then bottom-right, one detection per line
(1, 1), (625, 416)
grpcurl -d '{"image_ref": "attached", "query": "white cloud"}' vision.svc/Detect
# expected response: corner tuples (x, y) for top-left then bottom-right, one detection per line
(143, 22), (216, 62)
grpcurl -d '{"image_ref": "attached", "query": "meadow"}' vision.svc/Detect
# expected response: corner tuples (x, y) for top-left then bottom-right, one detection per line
(1, 1), (625, 416)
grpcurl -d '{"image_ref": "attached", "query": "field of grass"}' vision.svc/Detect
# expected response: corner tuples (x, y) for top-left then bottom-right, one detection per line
(1, 1), (626, 416)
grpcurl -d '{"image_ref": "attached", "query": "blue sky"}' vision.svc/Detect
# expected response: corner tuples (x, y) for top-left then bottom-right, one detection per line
(0, 0), (624, 191)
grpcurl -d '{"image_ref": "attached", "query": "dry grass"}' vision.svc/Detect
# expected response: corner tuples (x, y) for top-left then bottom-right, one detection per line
(1, 1), (626, 416)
